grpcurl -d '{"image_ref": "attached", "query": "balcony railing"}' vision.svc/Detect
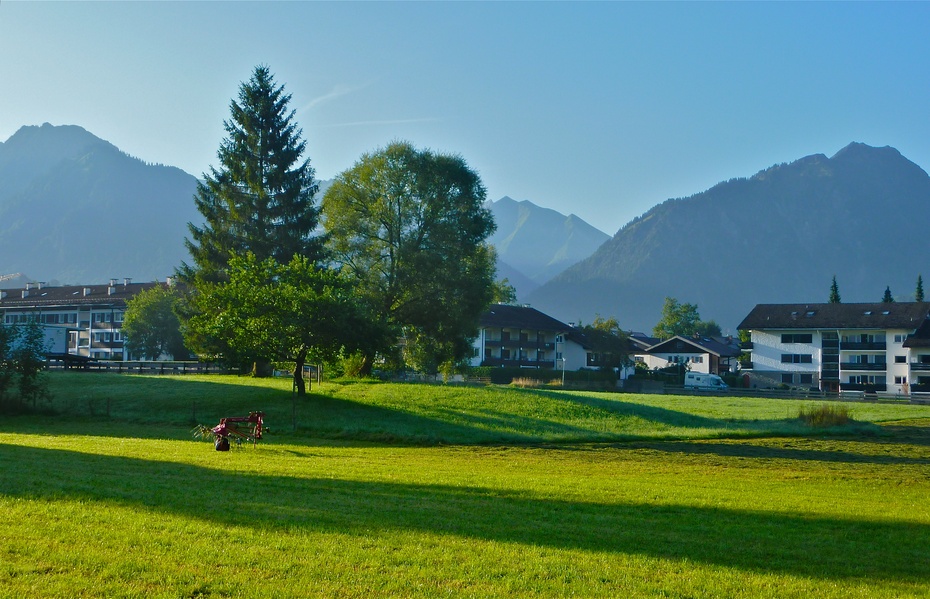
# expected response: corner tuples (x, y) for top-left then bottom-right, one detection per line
(911, 363), (930, 371)
(481, 358), (556, 369)
(840, 341), (887, 351)
(840, 383), (887, 392)
(840, 362), (887, 371)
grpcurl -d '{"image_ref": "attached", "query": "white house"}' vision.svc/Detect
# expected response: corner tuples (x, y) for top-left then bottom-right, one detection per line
(633, 334), (741, 375)
(738, 302), (930, 394)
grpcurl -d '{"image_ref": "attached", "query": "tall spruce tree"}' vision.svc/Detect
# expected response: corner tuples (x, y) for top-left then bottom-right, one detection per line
(917, 275), (925, 302)
(181, 65), (324, 284)
(829, 276), (841, 304)
(180, 66), (325, 367)
(882, 286), (895, 303)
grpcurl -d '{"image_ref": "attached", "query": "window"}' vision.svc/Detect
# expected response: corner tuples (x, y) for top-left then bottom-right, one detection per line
(894, 334), (906, 343)
(114, 332), (123, 342)
(104, 332), (112, 343)
(781, 354), (812, 363)
(692, 356), (703, 364)
(781, 334), (813, 344)
(501, 349), (511, 360)
(799, 374), (813, 385)
(781, 374), (794, 384)
(93, 332), (102, 343)
(555, 334), (564, 343)
(114, 312), (124, 323)
(895, 355), (907, 364)
(895, 376), (907, 384)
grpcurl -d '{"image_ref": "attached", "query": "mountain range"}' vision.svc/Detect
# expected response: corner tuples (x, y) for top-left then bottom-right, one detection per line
(485, 197), (610, 298)
(527, 142), (930, 331)
(5, 126), (927, 336)
(0, 124), (599, 290)
(0, 123), (200, 284)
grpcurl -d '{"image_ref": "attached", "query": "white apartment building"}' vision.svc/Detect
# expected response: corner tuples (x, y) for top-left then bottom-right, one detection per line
(738, 302), (930, 394)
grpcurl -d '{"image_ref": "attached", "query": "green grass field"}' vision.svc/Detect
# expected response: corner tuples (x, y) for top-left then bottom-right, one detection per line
(2, 373), (929, 597)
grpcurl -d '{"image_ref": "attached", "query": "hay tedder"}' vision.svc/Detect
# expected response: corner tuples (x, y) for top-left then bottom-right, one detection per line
(194, 411), (265, 451)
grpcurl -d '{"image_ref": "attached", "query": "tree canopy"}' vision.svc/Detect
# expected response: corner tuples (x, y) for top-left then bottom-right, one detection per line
(829, 276), (841, 304)
(187, 253), (370, 394)
(123, 285), (188, 360)
(322, 141), (496, 373)
(179, 65), (325, 364)
(181, 65), (324, 284)
(652, 297), (720, 340)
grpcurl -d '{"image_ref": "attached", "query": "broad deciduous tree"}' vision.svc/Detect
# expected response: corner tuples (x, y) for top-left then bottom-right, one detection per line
(652, 297), (719, 340)
(188, 253), (370, 395)
(322, 141), (496, 374)
(123, 285), (189, 360)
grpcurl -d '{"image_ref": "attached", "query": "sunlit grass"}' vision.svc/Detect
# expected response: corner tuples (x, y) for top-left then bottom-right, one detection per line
(2, 373), (929, 596)
(2, 427), (930, 597)
(33, 372), (930, 445)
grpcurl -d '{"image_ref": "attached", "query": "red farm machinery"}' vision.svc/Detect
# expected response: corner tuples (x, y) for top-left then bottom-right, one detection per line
(194, 411), (265, 451)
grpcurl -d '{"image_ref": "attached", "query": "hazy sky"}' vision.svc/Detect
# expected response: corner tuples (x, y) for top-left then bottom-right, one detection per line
(2, 1), (928, 235)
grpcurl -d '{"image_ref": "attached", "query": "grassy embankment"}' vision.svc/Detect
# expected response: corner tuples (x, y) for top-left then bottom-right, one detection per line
(1, 372), (929, 597)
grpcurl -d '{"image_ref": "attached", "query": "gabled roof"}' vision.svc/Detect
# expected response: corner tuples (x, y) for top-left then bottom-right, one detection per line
(479, 304), (571, 332)
(738, 302), (930, 331)
(628, 331), (660, 351)
(645, 335), (741, 358)
(0, 281), (163, 309)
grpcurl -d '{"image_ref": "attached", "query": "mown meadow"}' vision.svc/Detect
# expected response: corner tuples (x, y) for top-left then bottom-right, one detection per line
(2, 373), (929, 597)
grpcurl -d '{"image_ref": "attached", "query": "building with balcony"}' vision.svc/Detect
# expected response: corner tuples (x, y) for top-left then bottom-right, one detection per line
(0, 279), (165, 361)
(738, 302), (930, 394)
(471, 304), (599, 371)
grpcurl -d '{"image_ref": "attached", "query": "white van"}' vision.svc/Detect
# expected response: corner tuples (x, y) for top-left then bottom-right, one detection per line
(684, 372), (729, 390)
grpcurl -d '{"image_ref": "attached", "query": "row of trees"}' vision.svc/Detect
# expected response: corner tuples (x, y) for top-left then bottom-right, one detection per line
(144, 65), (499, 394)
(829, 275), (926, 304)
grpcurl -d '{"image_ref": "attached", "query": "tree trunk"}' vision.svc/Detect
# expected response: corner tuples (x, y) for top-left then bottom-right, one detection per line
(293, 349), (307, 396)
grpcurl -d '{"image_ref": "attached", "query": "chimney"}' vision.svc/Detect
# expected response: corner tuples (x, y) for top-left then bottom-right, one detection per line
(123, 277), (132, 287)
(37, 281), (45, 290)
(108, 286), (116, 296)
(0, 291), (6, 300)
(109, 278), (117, 287)
(25, 282), (33, 291)
(166, 276), (174, 287)
(83, 287), (92, 297)
(21, 289), (29, 298)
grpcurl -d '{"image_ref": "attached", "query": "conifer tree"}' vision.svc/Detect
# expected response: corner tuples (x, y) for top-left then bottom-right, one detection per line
(181, 65), (324, 284)
(882, 286), (894, 303)
(179, 65), (326, 367)
(829, 276), (841, 304)
(917, 275), (925, 302)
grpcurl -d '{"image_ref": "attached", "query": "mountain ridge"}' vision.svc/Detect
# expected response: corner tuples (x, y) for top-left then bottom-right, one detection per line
(527, 142), (930, 331)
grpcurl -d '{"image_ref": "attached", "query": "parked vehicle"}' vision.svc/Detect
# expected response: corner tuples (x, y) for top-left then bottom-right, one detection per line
(684, 372), (729, 390)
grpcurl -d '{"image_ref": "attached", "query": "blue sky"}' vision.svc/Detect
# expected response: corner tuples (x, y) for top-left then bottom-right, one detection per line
(2, 1), (928, 235)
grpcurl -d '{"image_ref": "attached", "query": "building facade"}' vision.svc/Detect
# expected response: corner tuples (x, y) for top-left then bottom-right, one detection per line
(738, 302), (930, 394)
(471, 304), (601, 371)
(0, 279), (164, 361)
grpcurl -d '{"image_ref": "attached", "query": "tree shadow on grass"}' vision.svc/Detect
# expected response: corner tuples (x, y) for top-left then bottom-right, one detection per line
(1, 442), (928, 584)
(627, 438), (930, 466)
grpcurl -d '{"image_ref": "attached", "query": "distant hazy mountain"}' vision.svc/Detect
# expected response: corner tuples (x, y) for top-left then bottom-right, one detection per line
(487, 196), (609, 298)
(527, 143), (930, 332)
(0, 123), (200, 284)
